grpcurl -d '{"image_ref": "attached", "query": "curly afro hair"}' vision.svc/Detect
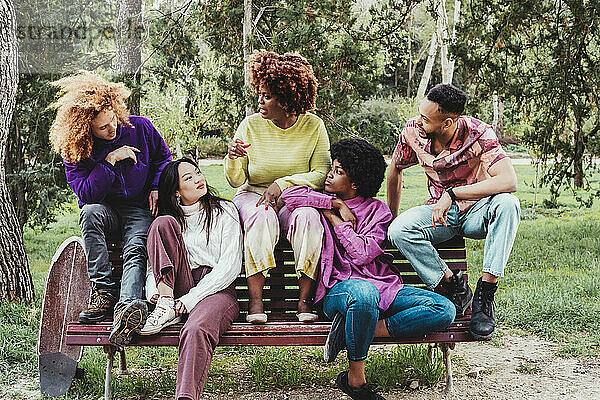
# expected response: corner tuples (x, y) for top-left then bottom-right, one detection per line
(49, 71), (131, 163)
(330, 138), (386, 198)
(426, 84), (467, 116)
(248, 50), (318, 115)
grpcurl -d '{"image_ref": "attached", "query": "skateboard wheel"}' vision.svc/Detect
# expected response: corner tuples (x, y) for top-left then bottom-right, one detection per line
(75, 367), (85, 379)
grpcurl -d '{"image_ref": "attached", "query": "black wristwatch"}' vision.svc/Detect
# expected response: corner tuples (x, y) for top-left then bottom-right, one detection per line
(446, 187), (457, 202)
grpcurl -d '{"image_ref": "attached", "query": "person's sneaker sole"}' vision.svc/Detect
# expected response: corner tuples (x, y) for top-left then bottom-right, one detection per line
(324, 313), (345, 363)
(109, 300), (147, 346)
(139, 315), (182, 336)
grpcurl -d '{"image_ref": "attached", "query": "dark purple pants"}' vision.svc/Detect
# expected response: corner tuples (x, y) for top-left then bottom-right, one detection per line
(148, 216), (239, 400)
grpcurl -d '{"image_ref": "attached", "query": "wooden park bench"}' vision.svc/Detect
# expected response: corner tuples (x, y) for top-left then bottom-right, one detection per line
(61, 236), (474, 399)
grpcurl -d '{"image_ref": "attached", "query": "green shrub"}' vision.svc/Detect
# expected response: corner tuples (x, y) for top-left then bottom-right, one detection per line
(332, 96), (417, 154)
(196, 136), (228, 158)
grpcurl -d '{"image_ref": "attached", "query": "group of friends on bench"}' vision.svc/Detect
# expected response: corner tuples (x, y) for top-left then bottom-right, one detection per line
(48, 50), (520, 400)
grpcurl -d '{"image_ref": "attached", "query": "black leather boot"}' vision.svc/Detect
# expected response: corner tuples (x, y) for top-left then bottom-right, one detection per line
(469, 278), (497, 340)
(441, 270), (473, 318)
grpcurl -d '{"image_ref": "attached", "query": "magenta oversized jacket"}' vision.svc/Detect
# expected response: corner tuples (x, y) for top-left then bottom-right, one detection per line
(281, 186), (403, 311)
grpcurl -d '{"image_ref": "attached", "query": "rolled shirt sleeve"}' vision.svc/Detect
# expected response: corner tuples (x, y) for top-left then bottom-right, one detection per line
(280, 185), (333, 212)
(478, 126), (507, 172)
(392, 119), (420, 171)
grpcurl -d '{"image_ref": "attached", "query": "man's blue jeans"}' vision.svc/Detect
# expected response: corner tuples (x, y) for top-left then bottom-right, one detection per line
(79, 203), (153, 308)
(323, 279), (455, 362)
(387, 193), (520, 289)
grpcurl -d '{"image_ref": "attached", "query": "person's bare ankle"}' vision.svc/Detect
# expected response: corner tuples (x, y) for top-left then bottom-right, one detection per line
(347, 374), (366, 389)
(248, 298), (264, 315)
(297, 298), (312, 314)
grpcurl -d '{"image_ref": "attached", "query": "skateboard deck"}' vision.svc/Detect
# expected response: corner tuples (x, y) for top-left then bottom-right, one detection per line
(37, 236), (90, 397)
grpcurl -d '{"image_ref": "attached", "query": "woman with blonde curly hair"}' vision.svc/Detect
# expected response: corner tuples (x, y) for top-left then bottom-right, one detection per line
(224, 50), (331, 324)
(49, 71), (172, 345)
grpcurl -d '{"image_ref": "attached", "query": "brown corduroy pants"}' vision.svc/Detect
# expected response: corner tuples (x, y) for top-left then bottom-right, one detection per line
(148, 216), (239, 400)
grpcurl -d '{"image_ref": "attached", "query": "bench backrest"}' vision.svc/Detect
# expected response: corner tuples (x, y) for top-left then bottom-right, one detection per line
(107, 236), (466, 323)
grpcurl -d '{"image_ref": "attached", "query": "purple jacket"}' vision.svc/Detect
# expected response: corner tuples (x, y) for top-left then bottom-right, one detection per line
(64, 116), (172, 208)
(281, 186), (403, 311)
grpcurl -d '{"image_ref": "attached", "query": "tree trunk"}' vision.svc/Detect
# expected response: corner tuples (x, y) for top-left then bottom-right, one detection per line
(533, 161), (538, 213)
(0, 0), (34, 303)
(417, 32), (438, 99)
(114, 0), (142, 115)
(573, 118), (584, 188)
(7, 121), (26, 229)
(447, 0), (461, 83)
(437, 0), (451, 83)
(243, 0), (254, 116)
(574, 154), (584, 188)
(492, 92), (504, 140)
(176, 141), (182, 159)
(406, 12), (413, 97)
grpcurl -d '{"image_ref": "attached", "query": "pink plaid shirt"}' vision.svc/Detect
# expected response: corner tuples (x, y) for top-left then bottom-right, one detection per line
(392, 115), (507, 212)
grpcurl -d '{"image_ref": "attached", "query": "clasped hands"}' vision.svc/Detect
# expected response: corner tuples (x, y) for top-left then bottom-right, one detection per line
(322, 198), (356, 229)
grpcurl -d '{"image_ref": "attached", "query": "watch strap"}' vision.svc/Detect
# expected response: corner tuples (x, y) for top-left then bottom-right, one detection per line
(446, 187), (457, 202)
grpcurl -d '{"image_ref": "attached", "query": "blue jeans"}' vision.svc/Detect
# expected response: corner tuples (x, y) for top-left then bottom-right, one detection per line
(323, 279), (455, 362)
(388, 193), (520, 289)
(79, 203), (153, 307)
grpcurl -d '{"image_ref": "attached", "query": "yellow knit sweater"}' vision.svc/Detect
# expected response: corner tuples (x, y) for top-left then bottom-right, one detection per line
(224, 112), (331, 195)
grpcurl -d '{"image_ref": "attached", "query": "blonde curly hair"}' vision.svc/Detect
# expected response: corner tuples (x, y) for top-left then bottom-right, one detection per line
(49, 71), (132, 163)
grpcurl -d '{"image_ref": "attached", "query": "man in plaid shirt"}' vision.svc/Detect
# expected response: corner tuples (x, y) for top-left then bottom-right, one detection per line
(387, 84), (520, 340)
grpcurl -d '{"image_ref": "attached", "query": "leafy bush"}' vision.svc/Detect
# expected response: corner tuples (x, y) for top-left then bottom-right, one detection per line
(332, 96), (417, 154)
(196, 136), (228, 158)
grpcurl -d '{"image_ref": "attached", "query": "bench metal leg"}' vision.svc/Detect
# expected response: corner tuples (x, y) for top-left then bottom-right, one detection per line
(440, 343), (454, 393)
(104, 346), (115, 400)
(117, 348), (130, 375)
(427, 343), (436, 363)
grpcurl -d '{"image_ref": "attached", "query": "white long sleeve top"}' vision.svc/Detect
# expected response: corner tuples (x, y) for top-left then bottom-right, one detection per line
(145, 200), (243, 312)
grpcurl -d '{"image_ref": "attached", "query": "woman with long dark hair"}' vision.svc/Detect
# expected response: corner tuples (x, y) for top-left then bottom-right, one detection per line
(140, 158), (242, 400)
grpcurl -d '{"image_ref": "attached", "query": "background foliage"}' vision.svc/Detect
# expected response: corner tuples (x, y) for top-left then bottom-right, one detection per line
(10, 0), (600, 228)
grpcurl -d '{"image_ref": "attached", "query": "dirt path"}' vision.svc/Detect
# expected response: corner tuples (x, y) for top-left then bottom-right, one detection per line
(6, 332), (600, 399)
(200, 332), (600, 400)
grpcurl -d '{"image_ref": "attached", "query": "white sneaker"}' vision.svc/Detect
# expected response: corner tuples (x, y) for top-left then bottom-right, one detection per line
(139, 296), (181, 335)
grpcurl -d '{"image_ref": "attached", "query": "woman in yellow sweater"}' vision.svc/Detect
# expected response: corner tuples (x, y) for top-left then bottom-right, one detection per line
(225, 50), (331, 324)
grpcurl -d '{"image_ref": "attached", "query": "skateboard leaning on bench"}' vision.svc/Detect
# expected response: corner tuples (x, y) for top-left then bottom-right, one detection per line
(37, 236), (90, 397)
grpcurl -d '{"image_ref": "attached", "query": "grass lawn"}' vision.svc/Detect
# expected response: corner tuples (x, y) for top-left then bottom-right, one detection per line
(2, 162), (600, 398)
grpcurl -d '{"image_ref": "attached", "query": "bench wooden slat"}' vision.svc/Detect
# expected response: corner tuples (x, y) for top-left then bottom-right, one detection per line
(66, 333), (475, 347)
(388, 248), (466, 260)
(67, 236), (472, 348)
(66, 316), (474, 347)
(391, 261), (467, 272)
(67, 318), (471, 337)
